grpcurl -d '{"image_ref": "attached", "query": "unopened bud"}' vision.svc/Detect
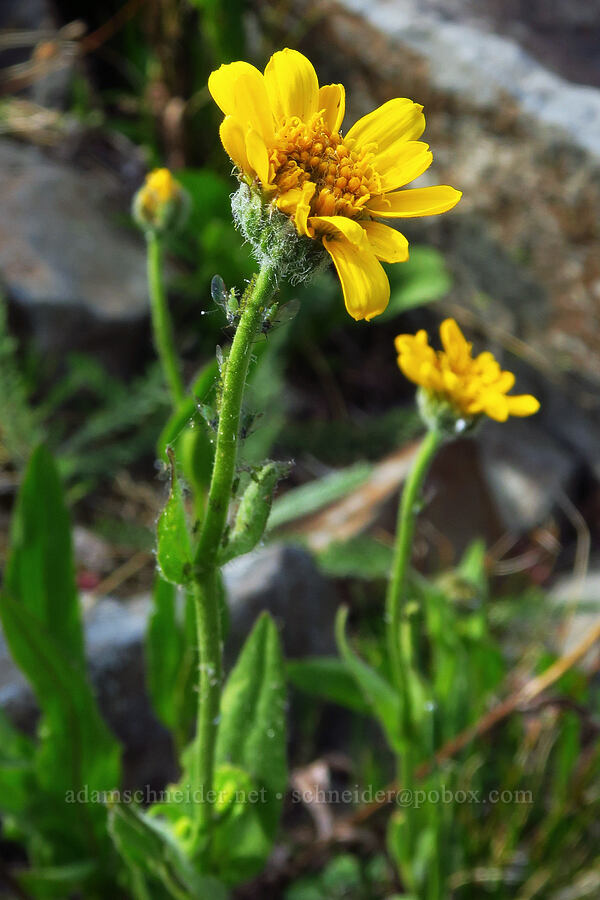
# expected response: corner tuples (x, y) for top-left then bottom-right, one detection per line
(132, 168), (189, 235)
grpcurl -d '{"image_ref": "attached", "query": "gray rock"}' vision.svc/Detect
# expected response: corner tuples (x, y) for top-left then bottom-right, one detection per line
(338, 0), (600, 157)
(0, 139), (149, 368)
(224, 542), (336, 659)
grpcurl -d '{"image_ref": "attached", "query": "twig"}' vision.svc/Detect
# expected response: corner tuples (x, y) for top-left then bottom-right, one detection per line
(89, 550), (151, 600)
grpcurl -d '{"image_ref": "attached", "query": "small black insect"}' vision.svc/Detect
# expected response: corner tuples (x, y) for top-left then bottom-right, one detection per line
(260, 298), (301, 337)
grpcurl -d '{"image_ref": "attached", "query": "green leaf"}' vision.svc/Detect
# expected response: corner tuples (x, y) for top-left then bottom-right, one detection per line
(286, 657), (371, 714)
(335, 607), (402, 753)
(316, 536), (393, 580)
(157, 361), (218, 495)
(219, 461), (289, 564)
(214, 613), (287, 878)
(146, 576), (183, 732)
(156, 450), (194, 585)
(4, 444), (83, 664)
(268, 462), (372, 531)
(108, 803), (227, 900)
(146, 577), (198, 749)
(0, 597), (120, 794)
(0, 446), (120, 860)
(19, 861), (97, 898)
(210, 764), (272, 885)
(380, 245), (451, 320)
(0, 709), (35, 816)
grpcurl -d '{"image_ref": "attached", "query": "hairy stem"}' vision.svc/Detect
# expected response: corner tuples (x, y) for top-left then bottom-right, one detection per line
(191, 261), (277, 837)
(147, 232), (185, 407)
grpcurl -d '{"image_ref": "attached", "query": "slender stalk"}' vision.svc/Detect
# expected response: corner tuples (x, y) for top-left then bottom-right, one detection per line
(191, 261), (277, 837)
(147, 232), (185, 407)
(386, 428), (442, 693)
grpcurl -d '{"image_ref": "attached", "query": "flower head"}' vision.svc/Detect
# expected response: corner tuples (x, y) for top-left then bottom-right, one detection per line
(133, 168), (188, 234)
(209, 49), (461, 321)
(395, 318), (540, 427)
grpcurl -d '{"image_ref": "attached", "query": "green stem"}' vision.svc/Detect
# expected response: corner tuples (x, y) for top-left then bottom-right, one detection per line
(147, 232), (185, 407)
(385, 428), (442, 693)
(191, 261), (277, 837)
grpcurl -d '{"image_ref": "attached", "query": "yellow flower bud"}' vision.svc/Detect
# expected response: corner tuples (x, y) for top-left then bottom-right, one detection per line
(132, 168), (189, 235)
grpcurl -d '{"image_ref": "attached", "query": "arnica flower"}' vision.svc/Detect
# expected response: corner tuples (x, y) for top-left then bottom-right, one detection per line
(208, 48), (461, 321)
(133, 168), (188, 234)
(395, 318), (540, 425)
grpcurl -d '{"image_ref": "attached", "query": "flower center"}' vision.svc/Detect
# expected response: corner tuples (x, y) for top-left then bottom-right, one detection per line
(271, 113), (380, 219)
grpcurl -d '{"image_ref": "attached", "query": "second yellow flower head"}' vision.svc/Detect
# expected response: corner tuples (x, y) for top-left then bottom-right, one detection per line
(209, 49), (461, 321)
(395, 319), (540, 424)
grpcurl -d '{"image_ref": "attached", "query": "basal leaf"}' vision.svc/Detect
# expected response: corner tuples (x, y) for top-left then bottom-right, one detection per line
(146, 576), (183, 732)
(335, 607), (402, 753)
(286, 657), (371, 714)
(215, 612), (287, 871)
(108, 803), (227, 900)
(4, 444), (83, 664)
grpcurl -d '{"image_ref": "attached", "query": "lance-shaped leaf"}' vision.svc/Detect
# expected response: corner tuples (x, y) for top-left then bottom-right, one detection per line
(156, 449), (194, 585)
(218, 461), (288, 564)
(286, 657), (371, 714)
(335, 606), (402, 753)
(0, 445), (120, 869)
(146, 577), (198, 749)
(108, 803), (227, 900)
(4, 444), (84, 665)
(215, 613), (287, 847)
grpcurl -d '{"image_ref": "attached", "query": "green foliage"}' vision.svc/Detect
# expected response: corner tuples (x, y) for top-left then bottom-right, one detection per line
(268, 462), (373, 530)
(146, 577), (197, 751)
(108, 802), (227, 900)
(379, 246), (452, 321)
(285, 853), (395, 900)
(211, 612), (287, 883)
(316, 536), (393, 580)
(335, 607), (403, 753)
(157, 451), (194, 585)
(287, 657), (371, 714)
(0, 291), (42, 465)
(0, 446), (121, 894)
(219, 460), (289, 563)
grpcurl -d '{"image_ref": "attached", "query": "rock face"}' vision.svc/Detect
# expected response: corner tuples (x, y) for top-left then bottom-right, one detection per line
(0, 544), (335, 787)
(223, 543), (336, 660)
(0, 139), (149, 370)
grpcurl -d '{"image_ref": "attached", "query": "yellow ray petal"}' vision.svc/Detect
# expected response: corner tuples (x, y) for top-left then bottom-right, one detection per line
(245, 129), (270, 186)
(277, 182), (316, 235)
(506, 395), (540, 417)
(367, 185), (462, 218)
(209, 61), (274, 144)
(318, 83), (345, 132)
(264, 48), (319, 124)
(375, 142), (433, 192)
(440, 318), (471, 368)
(362, 221), (409, 262)
(219, 116), (250, 172)
(481, 394), (509, 422)
(346, 98), (425, 153)
(309, 216), (389, 320)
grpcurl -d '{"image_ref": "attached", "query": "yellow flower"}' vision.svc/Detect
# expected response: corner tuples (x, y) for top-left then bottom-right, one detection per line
(138, 168), (180, 215)
(395, 319), (540, 423)
(208, 48), (461, 321)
